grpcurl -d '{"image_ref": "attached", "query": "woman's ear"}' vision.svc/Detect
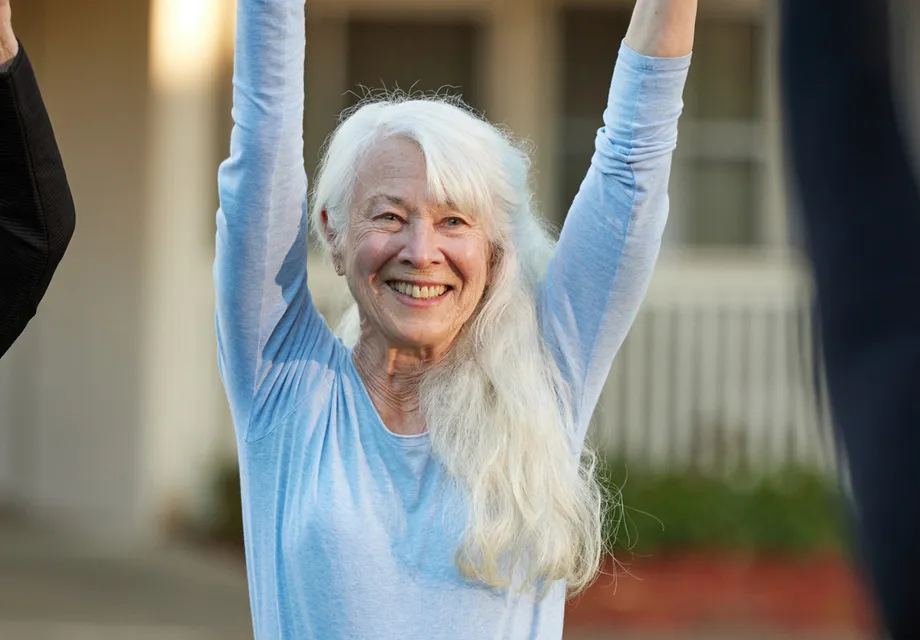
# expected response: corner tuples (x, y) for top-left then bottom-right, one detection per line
(321, 209), (346, 276)
(332, 255), (345, 277)
(486, 243), (500, 287)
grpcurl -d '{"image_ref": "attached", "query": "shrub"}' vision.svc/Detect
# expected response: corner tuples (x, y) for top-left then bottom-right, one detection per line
(598, 460), (848, 555)
(206, 459), (849, 555)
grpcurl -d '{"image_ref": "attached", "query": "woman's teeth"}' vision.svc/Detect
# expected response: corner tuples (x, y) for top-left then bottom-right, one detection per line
(389, 281), (448, 299)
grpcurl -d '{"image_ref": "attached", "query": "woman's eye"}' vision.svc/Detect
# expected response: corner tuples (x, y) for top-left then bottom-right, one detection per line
(445, 217), (465, 227)
(380, 213), (401, 222)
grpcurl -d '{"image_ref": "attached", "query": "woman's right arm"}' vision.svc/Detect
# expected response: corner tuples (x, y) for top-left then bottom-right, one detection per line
(215, 0), (332, 442)
(537, 1), (692, 445)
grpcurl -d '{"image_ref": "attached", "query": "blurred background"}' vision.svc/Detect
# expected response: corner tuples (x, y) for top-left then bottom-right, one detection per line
(3, 0), (920, 638)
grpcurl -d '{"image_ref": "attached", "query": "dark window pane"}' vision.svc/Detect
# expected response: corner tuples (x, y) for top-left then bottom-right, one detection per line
(687, 160), (759, 246)
(346, 20), (482, 112)
(684, 21), (763, 120)
(558, 9), (764, 246)
(559, 8), (632, 213)
(561, 8), (632, 119)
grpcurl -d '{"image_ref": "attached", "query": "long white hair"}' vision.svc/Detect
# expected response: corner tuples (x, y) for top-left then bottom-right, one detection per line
(310, 94), (605, 595)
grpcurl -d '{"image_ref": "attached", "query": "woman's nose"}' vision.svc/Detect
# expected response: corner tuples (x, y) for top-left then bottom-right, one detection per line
(398, 221), (443, 268)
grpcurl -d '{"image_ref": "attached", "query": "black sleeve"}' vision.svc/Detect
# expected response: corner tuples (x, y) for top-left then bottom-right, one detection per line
(0, 43), (76, 358)
(780, 2), (920, 637)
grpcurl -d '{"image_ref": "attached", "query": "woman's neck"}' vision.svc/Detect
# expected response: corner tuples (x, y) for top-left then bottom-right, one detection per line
(352, 339), (437, 436)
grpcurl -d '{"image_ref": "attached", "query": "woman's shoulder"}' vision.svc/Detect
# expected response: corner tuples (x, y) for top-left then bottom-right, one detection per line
(242, 334), (355, 445)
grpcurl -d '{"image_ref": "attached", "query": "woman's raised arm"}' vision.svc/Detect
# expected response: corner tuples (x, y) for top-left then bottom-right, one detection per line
(539, 0), (695, 445)
(215, 0), (332, 442)
(624, 0), (697, 58)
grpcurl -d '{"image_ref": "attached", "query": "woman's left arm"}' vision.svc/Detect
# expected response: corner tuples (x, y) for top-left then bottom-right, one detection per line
(539, 0), (695, 443)
(624, 0), (697, 58)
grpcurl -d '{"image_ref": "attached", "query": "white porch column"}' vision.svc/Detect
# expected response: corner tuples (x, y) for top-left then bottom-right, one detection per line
(0, 0), (153, 540)
(486, 0), (560, 226)
(137, 0), (235, 540)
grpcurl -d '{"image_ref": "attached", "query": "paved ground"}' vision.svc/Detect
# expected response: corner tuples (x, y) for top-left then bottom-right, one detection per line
(0, 520), (873, 640)
(0, 520), (252, 639)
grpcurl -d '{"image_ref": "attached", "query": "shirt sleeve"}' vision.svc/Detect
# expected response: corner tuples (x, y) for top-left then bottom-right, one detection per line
(214, 0), (338, 443)
(0, 44), (76, 359)
(538, 41), (690, 447)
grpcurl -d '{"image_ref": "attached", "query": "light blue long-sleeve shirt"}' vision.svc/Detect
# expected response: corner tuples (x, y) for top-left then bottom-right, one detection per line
(214, 1), (689, 638)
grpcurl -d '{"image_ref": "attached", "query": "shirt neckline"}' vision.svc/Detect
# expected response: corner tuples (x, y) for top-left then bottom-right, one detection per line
(345, 346), (431, 449)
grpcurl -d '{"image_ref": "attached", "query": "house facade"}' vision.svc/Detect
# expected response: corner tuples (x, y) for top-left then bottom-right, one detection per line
(1, 0), (918, 543)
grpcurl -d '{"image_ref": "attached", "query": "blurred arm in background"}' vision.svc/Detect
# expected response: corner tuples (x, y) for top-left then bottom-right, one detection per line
(780, 1), (920, 637)
(0, 0), (76, 358)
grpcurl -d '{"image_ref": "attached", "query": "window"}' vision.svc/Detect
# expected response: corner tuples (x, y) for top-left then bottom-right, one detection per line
(346, 20), (483, 112)
(560, 9), (766, 248)
(560, 8), (632, 213)
(681, 19), (764, 247)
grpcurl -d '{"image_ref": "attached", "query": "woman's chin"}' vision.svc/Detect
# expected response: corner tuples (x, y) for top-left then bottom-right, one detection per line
(386, 328), (457, 357)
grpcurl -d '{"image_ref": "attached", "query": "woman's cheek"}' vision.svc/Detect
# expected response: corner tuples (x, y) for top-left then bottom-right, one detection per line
(350, 231), (395, 277)
(451, 238), (491, 289)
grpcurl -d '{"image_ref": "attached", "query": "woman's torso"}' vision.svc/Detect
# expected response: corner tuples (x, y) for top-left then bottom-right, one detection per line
(238, 340), (567, 640)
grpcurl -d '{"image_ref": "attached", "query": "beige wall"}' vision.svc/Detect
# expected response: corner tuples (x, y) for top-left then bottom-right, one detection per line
(140, 0), (237, 539)
(9, 0), (916, 544)
(0, 0), (151, 539)
(3, 0), (569, 543)
(0, 0), (237, 543)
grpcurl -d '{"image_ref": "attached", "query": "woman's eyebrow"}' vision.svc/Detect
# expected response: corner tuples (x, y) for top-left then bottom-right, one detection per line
(365, 193), (407, 208)
(363, 193), (417, 215)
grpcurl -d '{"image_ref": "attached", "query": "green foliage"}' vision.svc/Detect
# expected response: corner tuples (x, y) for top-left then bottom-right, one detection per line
(207, 459), (849, 554)
(598, 460), (849, 555)
(209, 461), (244, 547)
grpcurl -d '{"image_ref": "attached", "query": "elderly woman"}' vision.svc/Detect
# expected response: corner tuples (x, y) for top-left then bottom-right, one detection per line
(215, 0), (695, 637)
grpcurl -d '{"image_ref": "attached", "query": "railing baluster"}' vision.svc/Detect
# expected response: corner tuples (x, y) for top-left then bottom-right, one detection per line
(587, 256), (835, 479)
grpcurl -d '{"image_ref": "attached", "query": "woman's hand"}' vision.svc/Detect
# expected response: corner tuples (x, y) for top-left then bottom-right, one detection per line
(625, 0), (698, 58)
(0, 0), (18, 66)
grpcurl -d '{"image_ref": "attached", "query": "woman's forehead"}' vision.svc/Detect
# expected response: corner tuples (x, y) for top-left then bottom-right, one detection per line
(354, 140), (425, 195)
(360, 136), (425, 171)
(351, 135), (490, 223)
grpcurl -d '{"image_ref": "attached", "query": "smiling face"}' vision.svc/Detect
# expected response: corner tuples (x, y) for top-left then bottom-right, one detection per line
(332, 136), (492, 356)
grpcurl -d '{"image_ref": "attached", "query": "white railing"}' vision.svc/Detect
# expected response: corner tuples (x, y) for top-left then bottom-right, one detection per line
(593, 250), (836, 475)
(307, 250), (837, 476)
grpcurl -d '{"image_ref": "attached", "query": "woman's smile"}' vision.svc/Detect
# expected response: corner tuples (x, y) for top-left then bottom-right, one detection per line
(386, 280), (453, 307)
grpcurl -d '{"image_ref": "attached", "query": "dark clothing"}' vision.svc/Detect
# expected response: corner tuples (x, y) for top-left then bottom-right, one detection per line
(781, 1), (920, 637)
(0, 44), (75, 358)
